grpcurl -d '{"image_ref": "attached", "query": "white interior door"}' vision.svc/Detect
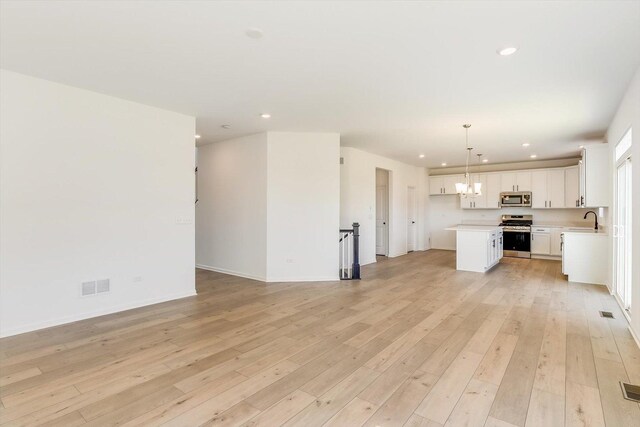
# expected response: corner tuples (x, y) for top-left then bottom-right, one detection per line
(615, 156), (632, 311)
(376, 184), (388, 255)
(407, 187), (417, 252)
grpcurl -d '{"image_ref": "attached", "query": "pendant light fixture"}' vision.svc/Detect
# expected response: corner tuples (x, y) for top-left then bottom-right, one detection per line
(455, 124), (482, 198)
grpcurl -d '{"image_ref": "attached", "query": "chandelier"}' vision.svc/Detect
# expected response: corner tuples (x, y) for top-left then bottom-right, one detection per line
(455, 124), (482, 198)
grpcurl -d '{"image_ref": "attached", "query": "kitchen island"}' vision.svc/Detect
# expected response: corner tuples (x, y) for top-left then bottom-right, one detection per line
(445, 225), (504, 272)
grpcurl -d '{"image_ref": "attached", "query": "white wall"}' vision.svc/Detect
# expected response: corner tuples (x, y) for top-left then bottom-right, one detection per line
(266, 132), (340, 281)
(429, 195), (602, 250)
(0, 70), (196, 337)
(195, 133), (268, 281)
(196, 132), (340, 282)
(340, 147), (429, 266)
(606, 65), (640, 342)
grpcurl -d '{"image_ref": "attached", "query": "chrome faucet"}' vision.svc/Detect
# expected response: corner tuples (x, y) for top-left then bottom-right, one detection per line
(584, 211), (599, 230)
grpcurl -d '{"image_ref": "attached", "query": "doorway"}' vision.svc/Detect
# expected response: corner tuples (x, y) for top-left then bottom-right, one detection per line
(407, 186), (417, 252)
(376, 168), (390, 256)
(614, 127), (632, 315)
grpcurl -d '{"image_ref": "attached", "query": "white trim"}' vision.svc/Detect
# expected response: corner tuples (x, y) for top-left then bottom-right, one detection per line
(361, 257), (377, 266)
(629, 325), (640, 350)
(196, 264), (266, 282)
(531, 255), (561, 261)
(611, 290), (639, 349)
(196, 264), (339, 283)
(265, 276), (340, 283)
(0, 290), (197, 338)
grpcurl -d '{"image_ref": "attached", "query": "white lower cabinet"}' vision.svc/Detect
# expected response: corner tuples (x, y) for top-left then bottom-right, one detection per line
(531, 227), (564, 257)
(550, 228), (563, 256)
(531, 231), (551, 255)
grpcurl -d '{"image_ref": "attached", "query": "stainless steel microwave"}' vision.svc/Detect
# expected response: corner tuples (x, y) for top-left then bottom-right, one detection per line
(500, 192), (532, 207)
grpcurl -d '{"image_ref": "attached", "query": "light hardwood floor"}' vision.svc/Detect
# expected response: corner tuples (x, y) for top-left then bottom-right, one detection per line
(1, 250), (639, 426)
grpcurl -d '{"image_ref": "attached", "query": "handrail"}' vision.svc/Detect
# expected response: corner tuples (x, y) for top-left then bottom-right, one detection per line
(339, 222), (360, 280)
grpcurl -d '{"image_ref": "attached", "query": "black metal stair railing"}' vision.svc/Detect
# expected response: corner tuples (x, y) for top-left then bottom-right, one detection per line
(339, 222), (361, 280)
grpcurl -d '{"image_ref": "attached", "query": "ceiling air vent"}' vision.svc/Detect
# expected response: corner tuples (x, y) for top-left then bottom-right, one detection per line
(599, 311), (614, 318)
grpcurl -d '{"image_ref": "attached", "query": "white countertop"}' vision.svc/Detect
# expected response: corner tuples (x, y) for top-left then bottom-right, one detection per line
(562, 229), (608, 236)
(446, 225), (502, 232)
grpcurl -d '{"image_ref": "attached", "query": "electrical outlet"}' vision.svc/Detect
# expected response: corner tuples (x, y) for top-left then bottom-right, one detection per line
(286, 258), (294, 264)
(133, 276), (143, 283)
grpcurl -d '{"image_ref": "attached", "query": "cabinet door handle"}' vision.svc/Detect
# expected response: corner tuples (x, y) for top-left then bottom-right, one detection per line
(545, 201), (547, 208)
(517, 185), (519, 191)
(549, 200), (551, 208)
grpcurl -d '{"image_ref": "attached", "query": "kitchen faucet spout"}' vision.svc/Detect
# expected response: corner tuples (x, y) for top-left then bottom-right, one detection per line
(584, 211), (599, 230)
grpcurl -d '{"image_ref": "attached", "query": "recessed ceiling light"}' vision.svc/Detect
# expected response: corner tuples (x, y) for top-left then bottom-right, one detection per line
(497, 47), (518, 56)
(419, 154), (425, 158)
(522, 143), (530, 147)
(441, 162), (447, 166)
(261, 113), (271, 119)
(245, 28), (263, 39)
(579, 145), (584, 149)
(221, 125), (231, 129)
(482, 159), (489, 163)
(195, 134), (201, 139)
(530, 154), (537, 158)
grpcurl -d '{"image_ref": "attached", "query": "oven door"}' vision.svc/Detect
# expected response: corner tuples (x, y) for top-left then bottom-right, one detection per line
(502, 229), (531, 258)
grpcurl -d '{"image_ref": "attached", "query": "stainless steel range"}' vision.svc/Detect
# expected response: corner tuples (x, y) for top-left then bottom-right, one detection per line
(499, 214), (532, 259)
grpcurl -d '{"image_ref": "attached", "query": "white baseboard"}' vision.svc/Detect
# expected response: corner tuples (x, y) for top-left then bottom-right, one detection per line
(531, 255), (561, 261)
(610, 291), (639, 349)
(196, 264), (340, 283)
(629, 324), (640, 349)
(361, 257), (377, 266)
(0, 290), (196, 338)
(265, 276), (340, 283)
(196, 264), (266, 282)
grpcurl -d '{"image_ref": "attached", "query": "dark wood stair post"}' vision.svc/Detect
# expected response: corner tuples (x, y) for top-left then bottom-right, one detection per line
(352, 222), (361, 280)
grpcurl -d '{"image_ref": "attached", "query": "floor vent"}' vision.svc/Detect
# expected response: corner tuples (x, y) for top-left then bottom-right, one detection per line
(621, 382), (640, 403)
(599, 311), (615, 318)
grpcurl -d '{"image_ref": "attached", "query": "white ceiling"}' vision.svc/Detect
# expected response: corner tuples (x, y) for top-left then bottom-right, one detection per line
(2, 1), (639, 167)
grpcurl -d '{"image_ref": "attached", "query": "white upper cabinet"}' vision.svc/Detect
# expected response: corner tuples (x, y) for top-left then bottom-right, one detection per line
(430, 163), (594, 210)
(460, 173), (487, 209)
(429, 176), (444, 195)
(581, 144), (610, 207)
(547, 169), (565, 208)
(531, 169), (565, 209)
(485, 173), (501, 208)
(429, 174), (463, 195)
(443, 175), (462, 195)
(564, 165), (581, 208)
(500, 171), (531, 192)
(531, 170), (548, 208)
(515, 172), (532, 191)
(500, 172), (517, 192)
